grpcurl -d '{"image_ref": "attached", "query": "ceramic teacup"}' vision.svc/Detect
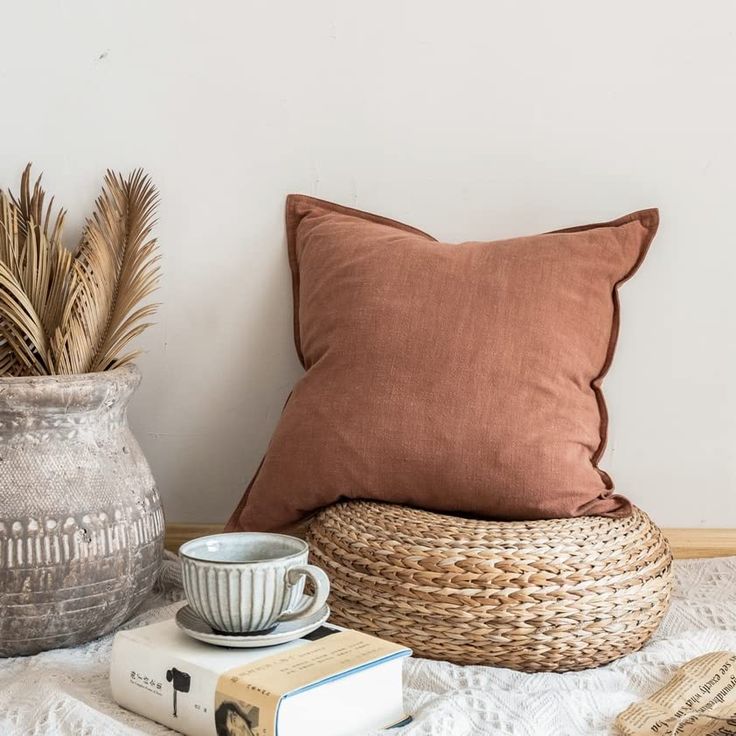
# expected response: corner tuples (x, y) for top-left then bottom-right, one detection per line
(179, 532), (330, 634)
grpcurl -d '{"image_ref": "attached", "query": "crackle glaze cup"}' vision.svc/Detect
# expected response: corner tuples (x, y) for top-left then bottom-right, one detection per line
(179, 532), (330, 634)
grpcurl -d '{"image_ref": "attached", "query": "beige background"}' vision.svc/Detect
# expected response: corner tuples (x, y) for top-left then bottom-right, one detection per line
(0, 1), (732, 526)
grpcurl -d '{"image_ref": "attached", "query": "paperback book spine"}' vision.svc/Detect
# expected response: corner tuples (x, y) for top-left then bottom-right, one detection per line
(111, 635), (218, 736)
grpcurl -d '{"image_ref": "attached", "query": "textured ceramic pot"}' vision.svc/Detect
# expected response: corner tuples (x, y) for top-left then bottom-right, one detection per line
(180, 533), (330, 633)
(0, 365), (164, 656)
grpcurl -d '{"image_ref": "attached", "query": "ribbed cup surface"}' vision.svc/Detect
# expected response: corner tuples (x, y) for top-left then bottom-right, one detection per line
(182, 555), (306, 632)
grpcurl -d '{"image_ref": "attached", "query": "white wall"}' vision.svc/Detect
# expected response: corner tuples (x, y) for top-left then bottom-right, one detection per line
(1, 1), (734, 526)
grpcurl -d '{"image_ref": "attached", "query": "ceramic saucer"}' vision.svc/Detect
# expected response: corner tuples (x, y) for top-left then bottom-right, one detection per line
(175, 598), (330, 648)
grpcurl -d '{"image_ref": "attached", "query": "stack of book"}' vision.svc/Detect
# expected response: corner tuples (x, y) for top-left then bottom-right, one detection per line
(111, 612), (411, 736)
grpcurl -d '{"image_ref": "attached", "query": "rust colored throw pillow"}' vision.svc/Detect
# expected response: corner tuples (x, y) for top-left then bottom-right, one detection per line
(227, 195), (658, 533)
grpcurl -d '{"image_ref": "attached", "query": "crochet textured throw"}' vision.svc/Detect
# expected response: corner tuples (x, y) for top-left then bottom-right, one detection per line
(227, 196), (659, 532)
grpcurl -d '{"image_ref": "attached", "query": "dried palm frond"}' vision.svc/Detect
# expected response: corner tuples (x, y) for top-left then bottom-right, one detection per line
(10, 164), (66, 245)
(0, 167), (75, 376)
(53, 169), (160, 373)
(0, 165), (160, 376)
(88, 170), (160, 371)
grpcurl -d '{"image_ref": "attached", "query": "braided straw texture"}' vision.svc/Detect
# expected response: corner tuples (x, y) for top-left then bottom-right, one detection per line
(307, 501), (673, 672)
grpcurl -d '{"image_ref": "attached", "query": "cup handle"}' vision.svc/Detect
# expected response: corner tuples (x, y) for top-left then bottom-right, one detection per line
(277, 564), (330, 623)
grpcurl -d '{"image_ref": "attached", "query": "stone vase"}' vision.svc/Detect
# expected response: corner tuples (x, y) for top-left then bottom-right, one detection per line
(0, 365), (164, 656)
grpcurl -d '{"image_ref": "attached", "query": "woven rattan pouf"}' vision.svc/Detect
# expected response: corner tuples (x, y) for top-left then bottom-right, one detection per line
(307, 501), (673, 672)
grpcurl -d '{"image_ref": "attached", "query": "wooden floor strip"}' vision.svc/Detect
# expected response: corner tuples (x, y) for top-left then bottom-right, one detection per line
(164, 523), (736, 560)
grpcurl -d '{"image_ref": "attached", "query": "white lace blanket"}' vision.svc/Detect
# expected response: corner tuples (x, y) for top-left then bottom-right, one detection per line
(2, 555), (735, 736)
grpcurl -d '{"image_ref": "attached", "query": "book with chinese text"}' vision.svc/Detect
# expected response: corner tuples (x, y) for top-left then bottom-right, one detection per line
(110, 611), (410, 736)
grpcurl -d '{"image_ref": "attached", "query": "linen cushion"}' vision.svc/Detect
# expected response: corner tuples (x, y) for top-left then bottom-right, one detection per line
(227, 195), (658, 532)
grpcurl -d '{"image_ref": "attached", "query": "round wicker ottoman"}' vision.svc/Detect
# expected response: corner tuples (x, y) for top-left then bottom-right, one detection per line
(307, 501), (673, 672)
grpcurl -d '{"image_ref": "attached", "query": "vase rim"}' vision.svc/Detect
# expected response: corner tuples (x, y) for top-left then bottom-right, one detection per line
(0, 364), (140, 385)
(0, 364), (141, 416)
